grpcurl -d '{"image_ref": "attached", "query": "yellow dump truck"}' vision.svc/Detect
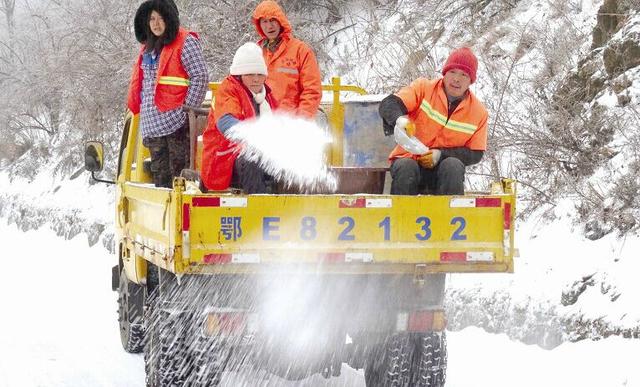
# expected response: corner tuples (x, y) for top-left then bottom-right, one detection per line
(85, 78), (516, 387)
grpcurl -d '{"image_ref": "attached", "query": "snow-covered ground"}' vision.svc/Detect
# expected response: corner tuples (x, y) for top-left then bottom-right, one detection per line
(0, 221), (142, 387)
(1, 221), (639, 387)
(446, 200), (640, 346)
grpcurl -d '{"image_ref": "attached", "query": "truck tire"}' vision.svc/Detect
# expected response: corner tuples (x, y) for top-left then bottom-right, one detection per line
(142, 271), (230, 386)
(118, 268), (145, 353)
(144, 313), (231, 386)
(188, 336), (231, 386)
(365, 332), (447, 387)
(414, 332), (447, 386)
(144, 296), (189, 387)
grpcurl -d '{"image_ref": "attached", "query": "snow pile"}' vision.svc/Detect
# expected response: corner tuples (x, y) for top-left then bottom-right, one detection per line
(447, 326), (640, 387)
(446, 201), (640, 347)
(0, 166), (115, 251)
(225, 114), (337, 193)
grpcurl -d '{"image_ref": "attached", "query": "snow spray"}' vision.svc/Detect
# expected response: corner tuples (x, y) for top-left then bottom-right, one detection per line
(224, 114), (337, 193)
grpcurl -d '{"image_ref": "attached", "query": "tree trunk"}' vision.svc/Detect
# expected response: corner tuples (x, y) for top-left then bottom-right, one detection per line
(2, 0), (16, 37)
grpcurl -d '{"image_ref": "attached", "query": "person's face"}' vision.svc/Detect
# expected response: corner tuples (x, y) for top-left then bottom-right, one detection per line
(241, 74), (267, 94)
(149, 10), (166, 37)
(260, 18), (281, 40)
(443, 69), (472, 98)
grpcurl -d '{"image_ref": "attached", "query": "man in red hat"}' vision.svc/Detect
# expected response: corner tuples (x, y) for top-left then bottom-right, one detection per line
(379, 47), (488, 195)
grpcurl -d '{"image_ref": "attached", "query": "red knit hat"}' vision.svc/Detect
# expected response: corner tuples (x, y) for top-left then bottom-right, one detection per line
(442, 47), (478, 84)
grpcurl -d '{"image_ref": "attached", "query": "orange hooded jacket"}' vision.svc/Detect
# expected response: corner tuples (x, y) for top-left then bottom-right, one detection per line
(252, 1), (322, 119)
(201, 76), (278, 191)
(389, 78), (488, 161)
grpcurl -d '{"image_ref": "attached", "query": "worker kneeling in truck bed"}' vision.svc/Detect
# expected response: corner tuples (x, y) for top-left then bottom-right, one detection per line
(379, 47), (489, 195)
(201, 42), (279, 193)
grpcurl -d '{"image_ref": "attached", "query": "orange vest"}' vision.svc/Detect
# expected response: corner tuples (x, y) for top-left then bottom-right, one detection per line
(201, 76), (278, 191)
(389, 78), (488, 161)
(253, 1), (321, 118)
(127, 28), (197, 114)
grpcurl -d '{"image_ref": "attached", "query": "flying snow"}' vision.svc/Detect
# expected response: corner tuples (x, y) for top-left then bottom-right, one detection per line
(225, 114), (337, 192)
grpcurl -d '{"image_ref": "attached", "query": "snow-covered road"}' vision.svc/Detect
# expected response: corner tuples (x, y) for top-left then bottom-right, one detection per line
(0, 221), (638, 387)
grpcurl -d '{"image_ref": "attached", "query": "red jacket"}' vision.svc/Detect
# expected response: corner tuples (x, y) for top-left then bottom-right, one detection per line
(253, 1), (321, 118)
(201, 76), (278, 190)
(127, 28), (198, 114)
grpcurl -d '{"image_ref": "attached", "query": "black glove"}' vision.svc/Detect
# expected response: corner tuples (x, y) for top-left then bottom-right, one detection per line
(379, 94), (408, 136)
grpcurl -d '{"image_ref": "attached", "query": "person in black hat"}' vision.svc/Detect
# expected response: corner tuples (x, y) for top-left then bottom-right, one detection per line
(126, 0), (209, 188)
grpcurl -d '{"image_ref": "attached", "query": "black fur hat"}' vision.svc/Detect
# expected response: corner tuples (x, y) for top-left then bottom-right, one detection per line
(134, 0), (180, 44)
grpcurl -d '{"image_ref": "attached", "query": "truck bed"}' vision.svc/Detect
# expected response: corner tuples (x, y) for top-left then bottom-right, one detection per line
(120, 180), (515, 276)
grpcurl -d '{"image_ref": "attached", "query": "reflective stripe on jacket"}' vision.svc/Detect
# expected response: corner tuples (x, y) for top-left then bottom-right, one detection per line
(201, 76), (278, 191)
(389, 78), (488, 161)
(252, 1), (321, 119)
(127, 28), (197, 114)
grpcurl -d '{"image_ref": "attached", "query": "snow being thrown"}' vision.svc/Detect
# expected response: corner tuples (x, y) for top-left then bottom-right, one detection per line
(225, 113), (338, 193)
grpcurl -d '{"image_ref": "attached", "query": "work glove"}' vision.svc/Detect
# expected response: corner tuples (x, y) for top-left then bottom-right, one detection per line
(417, 149), (442, 169)
(393, 116), (428, 155)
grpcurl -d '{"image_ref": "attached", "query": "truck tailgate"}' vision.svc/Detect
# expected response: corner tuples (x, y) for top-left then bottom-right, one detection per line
(181, 194), (515, 274)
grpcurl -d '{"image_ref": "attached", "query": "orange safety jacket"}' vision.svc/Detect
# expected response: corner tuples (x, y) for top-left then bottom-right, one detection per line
(389, 78), (488, 161)
(253, 1), (321, 119)
(201, 76), (278, 191)
(127, 28), (198, 114)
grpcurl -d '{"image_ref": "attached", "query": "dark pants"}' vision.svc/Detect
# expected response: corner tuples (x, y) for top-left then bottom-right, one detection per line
(390, 157), (465, 195)
(142, 122), (189, 188)
(232, 156), (274, 194)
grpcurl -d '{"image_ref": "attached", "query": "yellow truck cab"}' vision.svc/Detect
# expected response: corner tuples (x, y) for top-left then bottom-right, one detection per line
(85, 77), (516, 387)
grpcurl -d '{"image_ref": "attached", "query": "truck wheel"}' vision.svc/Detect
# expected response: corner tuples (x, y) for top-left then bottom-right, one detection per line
(364, 332), (447, 387)
(118, 268), (145, 353)
(188, 336), (231, 386)
(414, 332), (447, 387)
(144, 297), (189, 387)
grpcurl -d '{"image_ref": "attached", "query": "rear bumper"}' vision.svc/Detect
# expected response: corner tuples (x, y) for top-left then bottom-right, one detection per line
(182, 261), (513, 275)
